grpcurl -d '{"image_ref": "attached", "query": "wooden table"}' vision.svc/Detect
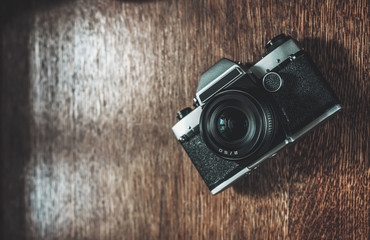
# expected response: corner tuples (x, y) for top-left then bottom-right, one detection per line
(1, 0), (368, 239)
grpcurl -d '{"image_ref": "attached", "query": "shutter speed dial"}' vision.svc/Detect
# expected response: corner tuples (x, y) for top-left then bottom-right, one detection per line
(262, 72), (283, 92)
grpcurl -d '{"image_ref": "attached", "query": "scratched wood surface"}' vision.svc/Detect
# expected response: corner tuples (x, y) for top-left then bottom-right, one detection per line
(1, 0), (368, 239)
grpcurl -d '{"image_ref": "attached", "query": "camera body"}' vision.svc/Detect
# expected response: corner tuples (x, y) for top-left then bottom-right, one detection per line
(172, 35), (341, 195)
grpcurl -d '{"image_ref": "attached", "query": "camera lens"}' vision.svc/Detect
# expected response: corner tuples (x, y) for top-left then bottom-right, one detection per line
(216, 108), (248, 141)
(200, 90), (276, 160)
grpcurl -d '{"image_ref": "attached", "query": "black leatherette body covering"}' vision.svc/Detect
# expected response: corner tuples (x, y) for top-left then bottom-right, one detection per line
(181, 134), (239, 189)
(270, 54), (340, 134)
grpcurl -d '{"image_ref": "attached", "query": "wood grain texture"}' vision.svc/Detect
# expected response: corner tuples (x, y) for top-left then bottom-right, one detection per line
(0, 0), (368, 239)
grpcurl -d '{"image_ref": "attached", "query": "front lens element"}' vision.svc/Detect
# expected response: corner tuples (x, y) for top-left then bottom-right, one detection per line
(217, 108), (248, 141)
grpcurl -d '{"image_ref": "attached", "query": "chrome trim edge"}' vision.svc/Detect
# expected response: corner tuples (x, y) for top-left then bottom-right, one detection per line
(211, 141), (288, 195)
(211, 104), (341, 195)
(172, 107), (202, 140)
(290, 104), (342, 141)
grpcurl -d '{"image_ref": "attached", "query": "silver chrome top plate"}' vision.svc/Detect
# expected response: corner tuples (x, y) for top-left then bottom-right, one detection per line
(172, 106), (202, 140)
(250, 39), (301, 79)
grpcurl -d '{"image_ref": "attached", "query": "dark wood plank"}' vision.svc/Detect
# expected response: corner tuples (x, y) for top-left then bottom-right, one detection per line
(1, 0), (368, 239)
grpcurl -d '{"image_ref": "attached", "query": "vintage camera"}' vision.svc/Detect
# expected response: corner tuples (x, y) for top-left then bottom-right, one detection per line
(172, 34), (341, 195)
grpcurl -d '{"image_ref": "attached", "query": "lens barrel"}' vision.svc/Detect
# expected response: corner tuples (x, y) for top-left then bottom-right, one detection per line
(200, 90), (276, 160)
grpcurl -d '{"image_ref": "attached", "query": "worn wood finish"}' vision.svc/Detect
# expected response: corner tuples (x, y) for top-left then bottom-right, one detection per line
(1, 0), (368, 239)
